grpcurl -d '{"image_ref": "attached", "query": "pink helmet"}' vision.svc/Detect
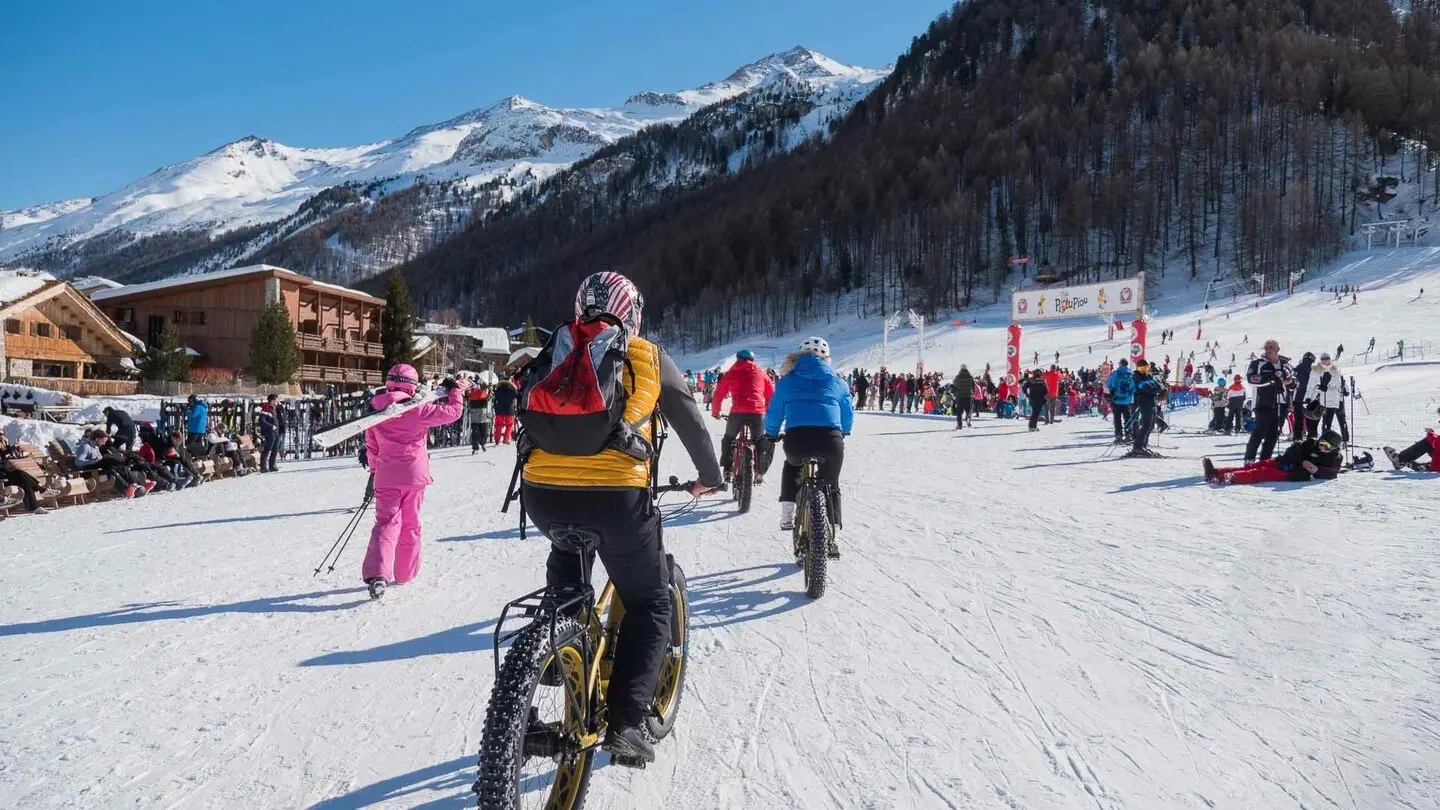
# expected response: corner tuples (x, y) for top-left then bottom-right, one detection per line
(385, 363), (419, 394)
(575, 271), (643, 334)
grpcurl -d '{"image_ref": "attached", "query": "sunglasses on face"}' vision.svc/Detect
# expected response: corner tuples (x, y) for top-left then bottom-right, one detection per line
(1318, 440), (1336, 452)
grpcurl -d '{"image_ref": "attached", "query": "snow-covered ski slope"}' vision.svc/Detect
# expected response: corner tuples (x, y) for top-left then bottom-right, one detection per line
(3, 247), (1438, 809)
(3, 405), (1436, 809)
(680, 246), (1440, 444)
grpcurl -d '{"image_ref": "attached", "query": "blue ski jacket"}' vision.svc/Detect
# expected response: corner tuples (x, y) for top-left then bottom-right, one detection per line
(764, 353), (854, 436)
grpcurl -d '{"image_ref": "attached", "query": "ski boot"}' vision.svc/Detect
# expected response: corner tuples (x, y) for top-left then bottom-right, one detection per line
(365, 578), (387, 600)
(1202, 457), (1218, 482)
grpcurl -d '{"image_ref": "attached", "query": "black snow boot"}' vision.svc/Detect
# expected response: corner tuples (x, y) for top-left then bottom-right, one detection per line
(365, 578), (387, 600)
(603, 723), (655, 765)
(1202, 458), (1218, 482)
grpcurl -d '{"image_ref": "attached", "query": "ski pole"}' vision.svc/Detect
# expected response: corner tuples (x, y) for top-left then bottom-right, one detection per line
(313, 478), (374, 576)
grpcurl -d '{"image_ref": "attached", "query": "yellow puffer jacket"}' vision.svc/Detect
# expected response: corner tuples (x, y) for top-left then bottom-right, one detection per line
(523, 336), (661, 489)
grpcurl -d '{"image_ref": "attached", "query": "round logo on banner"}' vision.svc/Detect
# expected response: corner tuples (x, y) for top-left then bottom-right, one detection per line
(1017, 299), (1029, 314)
(1129, 342), (1144, 358)
(1006, 344), (1017, 358)
(1120, 287), (1134, 304)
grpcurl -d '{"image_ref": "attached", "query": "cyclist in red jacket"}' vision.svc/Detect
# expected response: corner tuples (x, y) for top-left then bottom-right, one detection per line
(711, 349), (776, 484)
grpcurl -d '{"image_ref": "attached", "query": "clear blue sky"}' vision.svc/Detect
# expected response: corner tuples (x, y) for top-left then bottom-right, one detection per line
(0, 0), (952, 210)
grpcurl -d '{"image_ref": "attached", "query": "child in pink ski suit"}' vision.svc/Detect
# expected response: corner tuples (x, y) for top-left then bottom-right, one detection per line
(361, 364), (468, 588)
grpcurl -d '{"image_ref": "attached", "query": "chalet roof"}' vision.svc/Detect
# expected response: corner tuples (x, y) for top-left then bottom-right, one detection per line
(0, 278), (137, 358)
(418, 323), (511, 352)
(90, 264), (384, 305)
(0, 269), (56, 306)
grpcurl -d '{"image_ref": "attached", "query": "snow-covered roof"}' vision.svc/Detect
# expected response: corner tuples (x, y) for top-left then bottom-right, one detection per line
(419, 323), (512, 351)
(71, 276), (123, 294)
(90, 264), (381, 303)
(0, 269), (56, 306)
(412, 335), (436, 356)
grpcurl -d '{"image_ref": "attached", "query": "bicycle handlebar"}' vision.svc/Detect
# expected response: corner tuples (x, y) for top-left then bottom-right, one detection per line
(655, 476), (696, 494)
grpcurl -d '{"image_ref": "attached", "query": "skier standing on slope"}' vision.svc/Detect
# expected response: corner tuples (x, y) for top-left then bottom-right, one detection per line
(1244, 340), (1294, 463)
(360, 364), (469, 600)
(1105, 359), (1135, 443)
(952, 365), (976, 429)
(467, 381), (494, 453)
(1024, 370), (1049, 432)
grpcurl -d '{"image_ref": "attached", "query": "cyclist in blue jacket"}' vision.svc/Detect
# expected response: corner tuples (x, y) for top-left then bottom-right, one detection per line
(764, 336), (854, 557)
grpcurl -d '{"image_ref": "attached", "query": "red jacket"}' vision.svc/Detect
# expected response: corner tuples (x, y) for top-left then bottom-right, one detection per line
(1426, 430), (1440, 472)
(1042, 369), (1062, 398)
(711, 359), (774, 417)
(138, 443), (157, 464)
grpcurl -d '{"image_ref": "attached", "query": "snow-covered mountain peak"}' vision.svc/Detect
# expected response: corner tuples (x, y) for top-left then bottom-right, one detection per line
(0, 47), (889, 263)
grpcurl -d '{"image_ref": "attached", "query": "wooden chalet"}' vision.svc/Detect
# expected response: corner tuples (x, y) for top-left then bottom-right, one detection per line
(91, 264), (387, 393)
(0, 272), (139, 396)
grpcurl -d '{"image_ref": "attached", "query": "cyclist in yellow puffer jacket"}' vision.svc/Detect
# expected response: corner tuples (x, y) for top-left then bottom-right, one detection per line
(520, 271), (721, 765)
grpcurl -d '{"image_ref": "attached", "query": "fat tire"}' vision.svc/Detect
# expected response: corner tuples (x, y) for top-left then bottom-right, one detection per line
(736, 448), (754, 514)
(802, 485), (830, 600)
(474, 617), (594, 810)
(644, 558), (689, 741)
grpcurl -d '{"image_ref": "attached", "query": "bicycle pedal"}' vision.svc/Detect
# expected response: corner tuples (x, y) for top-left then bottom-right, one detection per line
(610, 755), (648, 770)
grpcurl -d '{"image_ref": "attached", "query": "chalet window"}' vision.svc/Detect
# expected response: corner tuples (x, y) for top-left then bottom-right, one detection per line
(348, 329), (361, 341)
(115, 308), (134, 323)
(191, 311), (206, 325)
(332, 328), (343, 339)
(31, 323), (51, 338)
(64, 325), (82, 341)
(173, 310), (188, 324)
(3, 319), (19, 334)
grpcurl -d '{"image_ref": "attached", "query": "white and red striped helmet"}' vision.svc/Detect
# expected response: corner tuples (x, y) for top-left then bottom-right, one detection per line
(575, 271), (643, 335)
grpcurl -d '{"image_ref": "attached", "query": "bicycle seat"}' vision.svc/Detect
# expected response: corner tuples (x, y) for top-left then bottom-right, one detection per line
(548, 523), (602, 554)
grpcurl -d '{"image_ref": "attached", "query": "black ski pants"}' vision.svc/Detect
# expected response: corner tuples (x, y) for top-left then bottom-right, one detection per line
(1226, 400), (1244, 433)
(1027, 398), (1046, 430)
(720, 413), (773, 476)
(1397, 437), (1434, 466)
(1111, 404), (1132, 440)
(778, 427), (844, 528)
(3, 467), (42, 512)
(1132, 403), (1156, 452)
(470, 421), (491, 451)
(955, 398), (972, 427)
(855, 386), (868, 410)
(1245, 406), (1281, 461)
(1322, 406), (1349, 443)
(522, 485), (671, 729)
(260, 432), (281, 472)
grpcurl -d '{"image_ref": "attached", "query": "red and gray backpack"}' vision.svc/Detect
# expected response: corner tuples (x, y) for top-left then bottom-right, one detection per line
(516, 318), (633, 457)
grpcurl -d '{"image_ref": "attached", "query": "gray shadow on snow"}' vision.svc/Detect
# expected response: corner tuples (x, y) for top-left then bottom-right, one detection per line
(299, 618), (501, 667)
(304, 755), (475, 809)
(687, 564), (809, 629)
(436, 527), (526, 542)
(1111, 475), (1207, 492)
(105, 507), (354, 533)
(0, 588), (370, 637)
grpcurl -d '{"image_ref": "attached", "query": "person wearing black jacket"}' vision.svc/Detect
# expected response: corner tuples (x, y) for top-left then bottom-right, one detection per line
(1205, 431), (1344, 485)
(1289, 352), (1315, 439)
(952, 365), (976, 429)
(1023, 371), (1048, 431)
(139, 423), (203, 487)
(491, 379), (519, 445)
(257, 396), (284, 473)
(1128, 362), (1165, 457)
(104, 406), (136, 452)
(1244, 340), (1295, 463)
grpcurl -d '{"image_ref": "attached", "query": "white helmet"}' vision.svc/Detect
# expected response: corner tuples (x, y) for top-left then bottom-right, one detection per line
(799, 336), (831, 360)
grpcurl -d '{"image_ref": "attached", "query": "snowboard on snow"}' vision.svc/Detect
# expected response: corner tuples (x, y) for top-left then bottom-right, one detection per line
(311, 390), (443, 449)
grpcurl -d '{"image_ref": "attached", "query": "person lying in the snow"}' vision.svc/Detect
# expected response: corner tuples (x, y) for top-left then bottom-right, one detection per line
(1384, 426), (1440, 472)
(1203, 431), (1344, 485)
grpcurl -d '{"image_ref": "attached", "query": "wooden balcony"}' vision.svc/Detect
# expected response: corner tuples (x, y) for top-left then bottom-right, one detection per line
(6, 377), (139, 397)
(299, 365), (383, 386)
(295, 331), (383, 357)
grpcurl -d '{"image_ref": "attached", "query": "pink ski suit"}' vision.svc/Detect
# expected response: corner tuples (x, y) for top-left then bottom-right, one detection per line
(361, 385), (466, 584)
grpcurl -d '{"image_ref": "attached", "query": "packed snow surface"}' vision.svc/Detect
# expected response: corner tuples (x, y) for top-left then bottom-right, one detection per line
(2, 406), (1436, 809)
(2, 246), (1437, 808)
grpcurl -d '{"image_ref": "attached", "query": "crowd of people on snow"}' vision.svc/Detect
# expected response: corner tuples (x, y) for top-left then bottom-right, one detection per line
(0, 392), (293, 514)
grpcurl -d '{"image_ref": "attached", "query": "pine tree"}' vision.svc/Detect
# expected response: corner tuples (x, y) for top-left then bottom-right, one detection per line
(522, 315), (543, 348)
(139, 320), (191, 382)
(381, 268), (416, 368)
(249, 301), (302, 384)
